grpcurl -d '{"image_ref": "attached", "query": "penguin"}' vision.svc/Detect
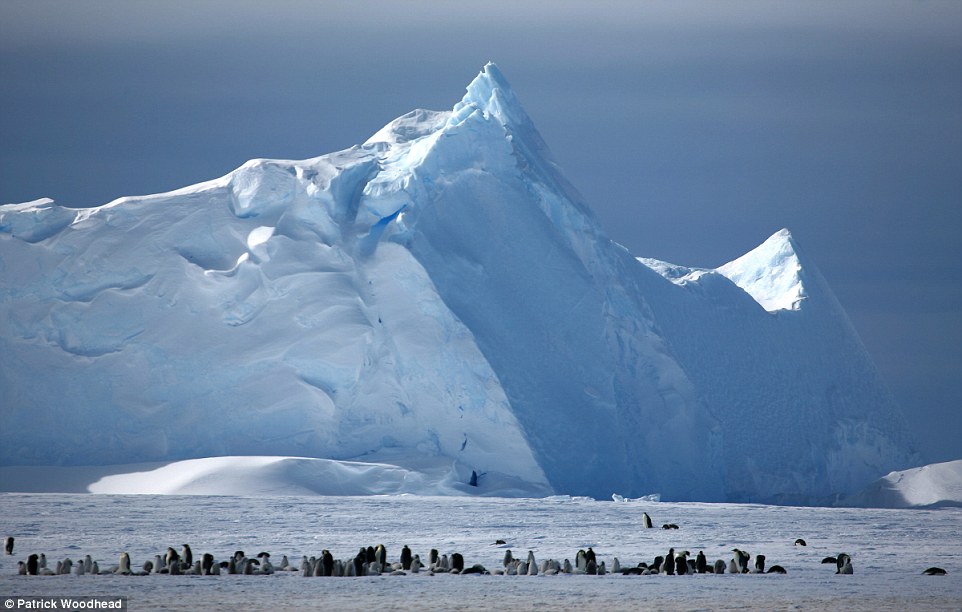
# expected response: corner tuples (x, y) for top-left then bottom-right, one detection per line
(526, 551), (537, 575)
(182, 544), (193, 567)
(75, 559), (84, 575)
(674, 551), (689, 576)
(696, 551), (707, 574)
(714, 559), (726, 574)
(84, 555), (93, 574)
(821, 556), (837, 565)
(664, 548), (675, 575)
(400, 545), (412, 570)
(353, 550), (366, 577)
(4, 536), (13, 555)
(243, 559), (253, 575)
(503, 549), (513, 568)
(922, 567), (947, 575)
(375, 544), (387, 567)
(452, 552), (465, 572)
(39, 553), (47, 569)
(586, 559), (597, 575)
(153, 555), (164, 574)
(794, 538), (807, 547)
(322, 550), (334, 576)
(234, 550), (246, 563)
(202, 553), (214, 575)
(642, 513), (653, 528)
(585, 547), (596, 565)
(612, 557), (621, 573)
(142, 561), (153, 574)
(651, 555), (664, 573)
(411, 555), (422, 573)
(727, 558), (738, 574)
(754, 554), (766, 574)
(278, 555), (290, 571)
(732, 549), (750, 574)
(18, 561), (26, 575)
(767, 565), (787, 574)
(429, 549), (439, 567)
(836, 553), (853, 575)
(576, 549), (587, 572)
(563, 559), (573, 574)
(165, 547), (180, 571)
(118, 552), (132, 575)
(228, 557), (238, 575)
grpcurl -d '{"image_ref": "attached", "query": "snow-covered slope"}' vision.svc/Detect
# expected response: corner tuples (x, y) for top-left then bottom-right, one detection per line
(844, 459), (962, 508)
(0, 63), (917, 502)
(0, 455), (540, 496)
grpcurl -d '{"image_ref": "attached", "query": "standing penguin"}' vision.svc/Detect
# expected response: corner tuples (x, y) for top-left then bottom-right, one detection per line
(754, 554), (766, 574)
(642, 513), (653, 528)
(732, 549), (750, 574)
(585, 548), (596, 566)
(695, 551), (707, 573)
(4, 536), (13, 555)
(674, 551), (689, 576)
(836, 553), (853, 575)
(664, 548), (676, 575)
(400, 545), (412, 570)
(27, 553), (39, 575)
(181, 544), (193, 568)
(118, 552), (132, 575)
(202, 553), (215, 575)
(165, 547), (180, 572)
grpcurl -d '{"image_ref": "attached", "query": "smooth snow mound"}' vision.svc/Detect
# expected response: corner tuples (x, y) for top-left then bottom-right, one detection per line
(0, 456), (549, 497)
(846, 459), (962, 508)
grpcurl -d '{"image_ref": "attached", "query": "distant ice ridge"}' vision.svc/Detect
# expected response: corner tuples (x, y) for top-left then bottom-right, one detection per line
(0, 63), (918, 503)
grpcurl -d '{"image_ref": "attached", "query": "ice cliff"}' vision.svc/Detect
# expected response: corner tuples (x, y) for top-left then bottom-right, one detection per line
(0, 63), (918, 502)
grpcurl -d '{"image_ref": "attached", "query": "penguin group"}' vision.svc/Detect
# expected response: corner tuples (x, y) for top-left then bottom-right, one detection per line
(612, 546), (786, 576)
(7, 525), (948, 580)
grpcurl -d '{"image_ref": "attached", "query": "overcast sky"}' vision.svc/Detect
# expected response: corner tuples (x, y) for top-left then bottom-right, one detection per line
(2, 1), (960, 462)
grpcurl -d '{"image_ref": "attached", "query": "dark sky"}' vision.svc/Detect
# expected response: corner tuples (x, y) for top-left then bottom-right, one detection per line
(2, 1), (960, 462)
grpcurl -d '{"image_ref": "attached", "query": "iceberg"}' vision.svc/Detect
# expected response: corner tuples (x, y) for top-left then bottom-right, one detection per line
(0, 63), (918, 502)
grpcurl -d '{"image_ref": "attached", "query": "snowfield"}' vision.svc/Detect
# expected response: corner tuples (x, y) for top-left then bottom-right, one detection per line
(0, 494), (959, 610)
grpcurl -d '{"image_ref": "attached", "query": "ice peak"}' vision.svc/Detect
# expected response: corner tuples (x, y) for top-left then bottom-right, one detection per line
(717, 228), (808, 312)
(453, 62), (533, 131)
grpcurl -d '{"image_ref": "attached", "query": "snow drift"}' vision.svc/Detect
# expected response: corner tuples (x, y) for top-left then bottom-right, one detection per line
(0, 63), (918, 502)
(844, 460), (962, 508)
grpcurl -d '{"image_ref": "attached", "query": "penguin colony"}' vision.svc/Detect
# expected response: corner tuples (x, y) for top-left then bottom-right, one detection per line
(5, 524), (947, 579)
